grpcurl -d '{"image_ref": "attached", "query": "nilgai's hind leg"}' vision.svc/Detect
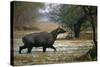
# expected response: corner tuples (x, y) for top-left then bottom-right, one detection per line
(19, 46), (27, 54)
(43, 47), (46, 52)
(50, 46), (56, 51)
(27, 47), (32, 53)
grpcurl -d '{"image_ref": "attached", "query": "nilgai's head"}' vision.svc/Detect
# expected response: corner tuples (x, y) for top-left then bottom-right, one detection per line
(57, 27), (66, 34)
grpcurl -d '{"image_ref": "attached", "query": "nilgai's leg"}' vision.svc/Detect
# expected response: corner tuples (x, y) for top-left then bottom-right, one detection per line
(43, 47), (46, 52)
(50, 46), (56, 51)
(19, 46), (27, 54)
(27, 47), (32, 53)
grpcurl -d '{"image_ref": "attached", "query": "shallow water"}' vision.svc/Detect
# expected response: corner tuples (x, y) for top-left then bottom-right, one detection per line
(13, 39), (93, 66)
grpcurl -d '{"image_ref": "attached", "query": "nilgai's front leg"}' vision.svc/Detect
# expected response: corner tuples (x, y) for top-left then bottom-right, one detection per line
(50, 46), (56, 51)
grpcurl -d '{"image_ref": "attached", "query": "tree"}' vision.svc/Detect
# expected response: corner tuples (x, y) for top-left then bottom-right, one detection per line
(47, 4), (97, 60)
(82, 6), (97, 44)
(79, 6), (97, 60)
(48, 4), (86, 38)
(13, 1), (44, 30)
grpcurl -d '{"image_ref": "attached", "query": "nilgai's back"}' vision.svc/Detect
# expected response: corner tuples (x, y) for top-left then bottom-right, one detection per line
(22, 32), (54, 46)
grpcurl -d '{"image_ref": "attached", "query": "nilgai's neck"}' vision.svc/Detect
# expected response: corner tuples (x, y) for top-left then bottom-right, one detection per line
(50, 29), (58, 40)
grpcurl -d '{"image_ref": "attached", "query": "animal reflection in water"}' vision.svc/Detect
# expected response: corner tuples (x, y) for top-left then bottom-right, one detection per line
(19, 27), (66, 54)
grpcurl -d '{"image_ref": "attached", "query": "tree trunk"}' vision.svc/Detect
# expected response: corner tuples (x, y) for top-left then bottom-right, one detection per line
(87, 12), (97, 60)
(77, 6), (97, 61)
(74, 22), (82, 38)
(73, 16), (85, 38)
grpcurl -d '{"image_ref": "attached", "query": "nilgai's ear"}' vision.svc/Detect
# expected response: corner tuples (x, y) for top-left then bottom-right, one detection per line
(56, 26), (60, 29)
(58, 26), (62, 29)
(59, 26), (63, 29)
(59, 26), (66, 31)
(60, 26), (64, 28)
(58, 27), (60, 29)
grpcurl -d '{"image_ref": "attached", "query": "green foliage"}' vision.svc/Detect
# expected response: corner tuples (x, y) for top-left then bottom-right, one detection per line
(49, 5), (85, 29)
(48, 5), (96, 30)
